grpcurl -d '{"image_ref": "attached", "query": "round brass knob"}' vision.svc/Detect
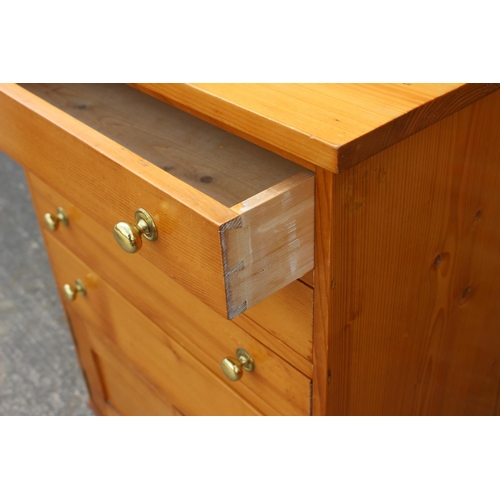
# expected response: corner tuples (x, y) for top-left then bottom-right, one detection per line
(44, 207), (69, 232)
(62, 279), (86, 301)
(221, 348), (255, 382)
(113, 208), (158, 254)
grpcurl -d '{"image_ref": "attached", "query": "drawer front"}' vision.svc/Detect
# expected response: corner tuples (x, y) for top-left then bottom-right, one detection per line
(71, 315), (183, 416)
(44, 234), (311, 415)
(46, 236), (262, 416)
(28, 172), (314, 377)
(0, 83), (314, 319)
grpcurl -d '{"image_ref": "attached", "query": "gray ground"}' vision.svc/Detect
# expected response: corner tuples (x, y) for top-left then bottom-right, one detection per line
(0, 151), (93, 415)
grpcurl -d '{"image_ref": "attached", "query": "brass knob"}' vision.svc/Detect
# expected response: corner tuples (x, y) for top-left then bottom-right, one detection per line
(113, 208), (158, 254)
(44, 207), (69, 231)
(221, 348), (255, 382)
(62, 279), (86, 301)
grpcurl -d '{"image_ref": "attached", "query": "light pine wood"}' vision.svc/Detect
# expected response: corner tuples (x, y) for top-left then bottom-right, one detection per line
(43, 235), (264, 416)
(87, 400), (120, 417)
(89, 328), (183, 416)
(21, 83), (305, 207)
(239, 279), (313, 363)
(0, 83), (314, 319)
(299, 270), (314, 288)
(5, 82), (500, 416)
(27, 172), (314, 375)
(224, 171), (315, 316)
(130, 83), (500, 173)
(311, 168), (335, 416)
(328, 89), (500, 415)
(41, 230), (311, 415)
(64, 307), (119, 416)
(71, 317), (183, 416)
(0, 83), (231, 318)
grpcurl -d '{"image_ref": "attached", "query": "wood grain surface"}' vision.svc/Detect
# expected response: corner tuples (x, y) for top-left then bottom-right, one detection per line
(328, 89), (500, 415)
(311, 168), (335, 415)
(239, 279), (313, 365)
(74, 319), (183, 416)
(21, 83), (305, 207)
(90, 339), (183, 416)
(65, 309), (120, 416)
(0, 83), (232, 318)
(44, 235), (263, 416)
(0, 83), (314, 319)
(131, 83), (500, 173)
(299, 270), (314, 287)
(225, 171), (315, 317)
(32, 180), (312, 414)
(27, 173), (314, 376)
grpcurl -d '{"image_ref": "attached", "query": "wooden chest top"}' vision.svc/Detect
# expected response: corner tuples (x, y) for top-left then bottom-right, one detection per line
(130, 83), (500, 173)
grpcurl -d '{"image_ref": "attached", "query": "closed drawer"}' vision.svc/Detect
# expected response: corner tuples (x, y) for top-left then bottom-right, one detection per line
(44, 233), (311, 415)
(46, 235), (263, 416)
(0, 83), (314, 319)
(28, 172), (313, 376)
(71, 315), (183, 416)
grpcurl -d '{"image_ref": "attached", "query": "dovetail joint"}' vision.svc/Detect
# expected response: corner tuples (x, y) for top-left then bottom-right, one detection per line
(229, 300), (248, 319)
(227, 260), (245, 274)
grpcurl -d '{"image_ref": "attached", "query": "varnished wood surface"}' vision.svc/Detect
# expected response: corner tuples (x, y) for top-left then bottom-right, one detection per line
(21, 83), (304, 207)
(240, 279), (313, 363)
(311, 168), (334, 415)
(0, 83), (232, 318)
(329, 90), (500, 415)
(299, 270), (314, 288)
(73, 318), (183, 416)
(9, 83), (499, 416)
(89, 326), (184, 416)
(131, 83), (500, 173)
(44, 235), (264, 416)
(33, 187), (312, 414)
(27, 173), (314, 374)
(224, 171), (315, 317)
(65, 305), (119, 416)
(0, 83), (314, 319)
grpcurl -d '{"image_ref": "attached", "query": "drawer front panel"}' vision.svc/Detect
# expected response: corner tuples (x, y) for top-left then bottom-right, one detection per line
(46, 236), (262, 416)
(0, 83), (314, 319)
(71, 315), (183, 416)
(28, 173), (314, 376)
(237, 280), (313, 364)
(44, 234), (311, 415)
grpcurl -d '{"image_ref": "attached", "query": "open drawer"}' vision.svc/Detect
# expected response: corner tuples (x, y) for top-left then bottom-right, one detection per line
(0, 83), (314, 318)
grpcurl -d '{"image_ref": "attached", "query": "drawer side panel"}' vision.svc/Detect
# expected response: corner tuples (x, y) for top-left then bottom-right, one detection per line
(223, 172), (315, 318)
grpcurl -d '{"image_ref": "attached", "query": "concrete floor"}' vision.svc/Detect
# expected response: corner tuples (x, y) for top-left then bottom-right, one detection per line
(0, 151), (93, 415)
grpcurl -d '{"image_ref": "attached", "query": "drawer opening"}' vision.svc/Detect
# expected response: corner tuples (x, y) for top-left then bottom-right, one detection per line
(20, 83), (307, 207)
(4, 83), (314, 319)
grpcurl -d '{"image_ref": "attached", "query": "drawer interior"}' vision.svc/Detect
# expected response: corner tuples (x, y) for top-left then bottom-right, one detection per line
(4, 83), (314, 319)
(20, 83), (306, 207)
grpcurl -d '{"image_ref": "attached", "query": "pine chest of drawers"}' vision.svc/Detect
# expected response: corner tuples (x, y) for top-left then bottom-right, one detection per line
(1, 83), (500, 415)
